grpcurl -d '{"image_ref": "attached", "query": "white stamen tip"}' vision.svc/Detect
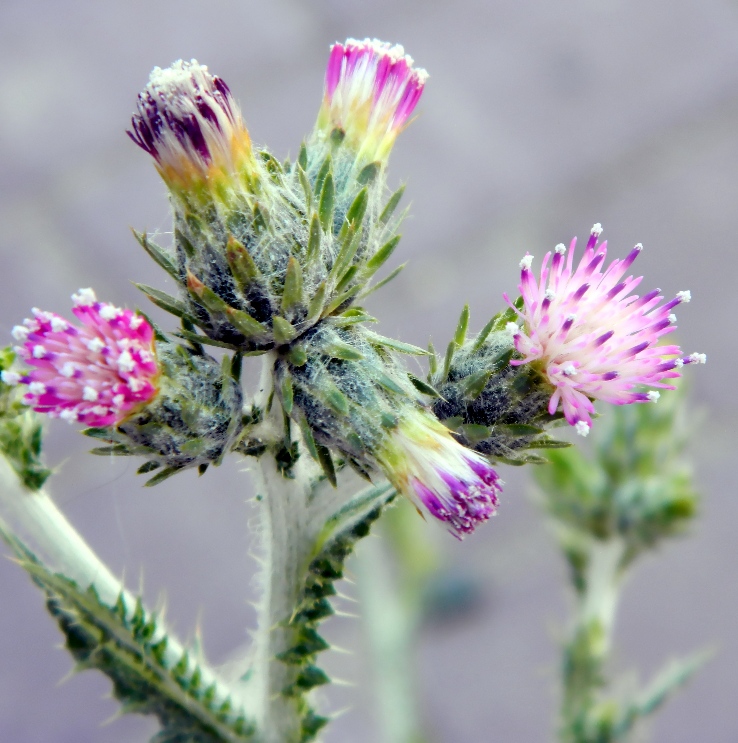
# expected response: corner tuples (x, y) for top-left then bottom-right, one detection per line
(28, 382), (46, 395)
(50, 317), (69, 332)
(1, 371), (21, 386)
(32, 345), (46, 359)
(505, 321), (521, 336)
(91, 405), (109, 416)
(99, 304), (121, 321)
(544, 289), (555, 301)
(675, 358), (684, 368)
(82, 385), (99, 402)
(60, 362), (76, 378)
(113, 394), (126, 408)
(689, 352), (706, 365)
(668, 314), (677, 324)
(565, 314), (577, 323)
(130, 315), (144, 330)
(117, 350), (135, 373)
(554, 243), (566, 254)
(647, 390), (660, 403)
(59, 409), (78, 423)
(575, 421), (590, 436)
(562, 364), (577, 376)
(11, 325), (30, 342)
(519, 254), (534, 271)
(128, 378), (145, 392)
(86, 337), (105, 353)
(72, 288), (97, 307)
(676, 290), (691, 303)
(634, 243), (643, 252)
(591, 223), (603, 237)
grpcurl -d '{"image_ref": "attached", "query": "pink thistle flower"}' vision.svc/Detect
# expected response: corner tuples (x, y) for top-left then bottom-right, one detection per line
(379, 411), (501, 539)
(128, 60), (254, 190)
(5, 289), (159, 427)
(317, 38), (428, 163)
(504, 224), (705, 436)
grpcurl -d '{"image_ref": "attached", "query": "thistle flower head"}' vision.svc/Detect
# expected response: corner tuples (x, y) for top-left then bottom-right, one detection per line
(128, 60), (254, 190)
(8, 290), (158, 427)
(316, 38), (428, 163)
(504, 224), (704, 435)
(379, 411), (501, 539)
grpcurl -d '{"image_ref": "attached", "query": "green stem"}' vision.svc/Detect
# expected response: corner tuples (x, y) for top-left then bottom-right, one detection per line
(560, 537), (625, 743)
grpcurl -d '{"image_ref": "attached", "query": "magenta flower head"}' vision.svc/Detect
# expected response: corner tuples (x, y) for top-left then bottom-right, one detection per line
(379, 410), (502, 539)
(504, 224), (705, 436)
(128, 60), (255, 192)
(316, 38), (428, 163)
(4, 289), (159, 427)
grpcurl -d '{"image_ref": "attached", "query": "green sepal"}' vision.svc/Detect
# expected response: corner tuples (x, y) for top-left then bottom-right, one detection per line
(365, 332), (431, 356)
(321, 340), (364, 361)
(322, 385), (349, 415)
(136, 284), (196, 323)
(461, 369), (493, 400)
(136, 461), (161, 474)
(226, 236), (261, 291)
(360, 262), (407, 298)
(334, 265), (358, 294)
(379, 185), (405, 225)
(306, 214), (321, 265)
(315, 444), (337, 487)
(145, 466), (184, 487)
(362, 235), (401, 278)
(319, 173), (335, 232)
(306, 282), (327, 325)
(442, 340), (456, 381)
(280, 373), (294, 416)
(174, 228), (197, 259)
(131, 230), (180, 280)
(225, 307), (270, 339)
(357, 161), (380, 185)
(457, 424), (492, 445)
(454, 304), (470, 347)
(297, 143), (308, 171)
(273, 316), (297, 344)
(288, 344), (308, 367)
(281, 257), (304, 313)
(408, 374), (442, 398)
(174, 330), (243, 350)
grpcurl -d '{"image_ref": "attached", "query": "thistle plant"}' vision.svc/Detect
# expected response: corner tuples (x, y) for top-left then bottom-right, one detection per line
(0, 38), (707, 742)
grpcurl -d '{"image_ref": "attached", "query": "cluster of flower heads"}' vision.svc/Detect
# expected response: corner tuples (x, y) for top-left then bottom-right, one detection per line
(2, 290), (158, 428)
(128, 59), (254, 189)
(505, 224), (706, 436)
(380, 411), (502, 539)
(317, 38), (428, 163)
(3, 42), (706, 541)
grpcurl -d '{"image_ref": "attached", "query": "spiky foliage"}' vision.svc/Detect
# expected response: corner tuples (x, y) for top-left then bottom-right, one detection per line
(533, 384), (705, 743)
(1, 529), (256, 743)
(426, 304), (571, 465)
(83, 339), (244, 485)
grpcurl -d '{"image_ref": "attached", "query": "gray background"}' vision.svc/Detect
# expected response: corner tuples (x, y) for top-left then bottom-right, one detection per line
(0, 1), (736, 741)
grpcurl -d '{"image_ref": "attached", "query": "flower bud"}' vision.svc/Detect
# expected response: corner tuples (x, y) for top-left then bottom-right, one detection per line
(314, 38), (428, 166)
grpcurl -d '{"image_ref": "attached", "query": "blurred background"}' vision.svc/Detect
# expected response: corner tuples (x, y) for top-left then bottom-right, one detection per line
(0, 0), (736, 740)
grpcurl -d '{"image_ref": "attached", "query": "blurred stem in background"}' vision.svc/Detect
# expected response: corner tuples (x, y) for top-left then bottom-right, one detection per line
(533, 382), (709, 743)
(356, 499), (442, 743)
